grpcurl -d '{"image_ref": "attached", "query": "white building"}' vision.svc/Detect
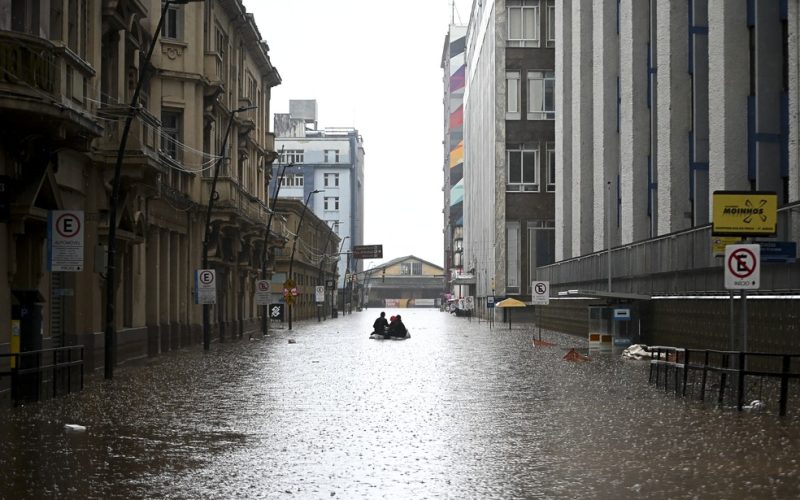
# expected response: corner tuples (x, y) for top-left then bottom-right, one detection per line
(273, 100), (365, 288)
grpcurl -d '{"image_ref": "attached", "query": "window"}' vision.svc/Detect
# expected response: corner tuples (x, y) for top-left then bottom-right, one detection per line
(161, 1), (181, 39)
(326, 220), (339, 234)
(280, 149), (304, 164)
(528, 71), (555, 120)
(546, 143), (556, 192)
(528, 221), (555, 284)
(400, 262), (422, 275)
(506, 71), (521, 120)
(324, 173), (339, 188)
(507, 222), (520, 293)
(324, 150), (340, 163)
(324, 197), (340, 211)
(546, 1), (556, 46)
(507, 0), (540, 48)
(161, 110), (182, 161)
(280, 174), (304, 187)
(507, 146), (539, 192)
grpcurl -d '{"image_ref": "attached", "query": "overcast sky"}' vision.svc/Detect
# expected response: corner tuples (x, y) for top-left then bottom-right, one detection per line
(243, 0), (473, 268)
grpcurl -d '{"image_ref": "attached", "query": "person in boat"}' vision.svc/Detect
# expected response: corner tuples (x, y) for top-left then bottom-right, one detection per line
(372, 311), (389, 335)
(387, 314), (408, 337)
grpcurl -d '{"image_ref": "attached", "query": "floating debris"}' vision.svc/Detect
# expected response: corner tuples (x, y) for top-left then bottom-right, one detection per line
(563, 348), (591, 362)
(64, 424), (86, 432)
(288, 339), (296, 344)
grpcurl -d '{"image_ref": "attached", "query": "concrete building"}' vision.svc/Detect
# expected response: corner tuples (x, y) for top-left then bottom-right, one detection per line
(442, 23), (469, 303)
(362, 256), (445, 309)
(0, 0), (290, 402)
(540, 1), (800, 350)
(462, 0), (557, 309)
(273, 101), (365, 298)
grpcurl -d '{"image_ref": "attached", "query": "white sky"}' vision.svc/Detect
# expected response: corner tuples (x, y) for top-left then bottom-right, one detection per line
(243, 0), (473, 268)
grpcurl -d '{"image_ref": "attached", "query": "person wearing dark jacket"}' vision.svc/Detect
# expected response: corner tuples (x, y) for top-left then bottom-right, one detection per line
(387, 314), (408, 338)
(372, 312), (389, 335)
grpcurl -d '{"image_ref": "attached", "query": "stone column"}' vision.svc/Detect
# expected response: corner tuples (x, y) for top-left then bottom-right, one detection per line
(571, 0), (594, 255)
(619, 0), (652, 244)
(708, 1), (750, 195)
(145, 226), (160, 357)
(593, 0), (620, 252)
(656, 0), (692, 235)
(555, 0), (573, 260)
(159, 228), (170, 353)
(169, 231), (179, 351)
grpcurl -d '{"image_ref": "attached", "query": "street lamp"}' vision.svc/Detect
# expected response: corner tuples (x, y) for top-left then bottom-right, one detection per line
(104, 0), (205, 379)
(318, 221), (339, 322)
(201, 103), (258, 351)
(287, 189), (323, 330)
(335, 235), (349, 317)
(260, 153), (294, 337)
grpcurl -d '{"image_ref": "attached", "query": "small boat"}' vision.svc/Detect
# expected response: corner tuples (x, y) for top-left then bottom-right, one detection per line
(369, 329), (411, 340)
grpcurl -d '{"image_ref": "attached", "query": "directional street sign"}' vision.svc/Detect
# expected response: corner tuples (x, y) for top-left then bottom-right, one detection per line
(531, 281), (550, 305)
(724, 244), (760, 290)
(352, 244), (383, 259)
(195, 269), (217, 304)
(48, 210), (84, 272)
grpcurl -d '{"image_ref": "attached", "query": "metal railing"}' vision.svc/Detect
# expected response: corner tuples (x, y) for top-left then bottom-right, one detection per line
(648, 346), (800, 416)
(0, 346), (85, 404)
(537, 201), (800, 296)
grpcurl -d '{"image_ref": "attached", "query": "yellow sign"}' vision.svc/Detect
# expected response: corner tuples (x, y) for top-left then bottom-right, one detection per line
(10, 319), (20, 369)
(712, 237), (743, 257)
(712, 191), (777, 236)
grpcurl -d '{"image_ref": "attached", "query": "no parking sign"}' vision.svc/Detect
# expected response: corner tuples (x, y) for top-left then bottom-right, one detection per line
(724, 244), (760, 290)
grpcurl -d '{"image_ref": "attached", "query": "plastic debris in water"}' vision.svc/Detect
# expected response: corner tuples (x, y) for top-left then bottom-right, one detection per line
(288, 339), (296, 344)
(64, 424), (86, 432)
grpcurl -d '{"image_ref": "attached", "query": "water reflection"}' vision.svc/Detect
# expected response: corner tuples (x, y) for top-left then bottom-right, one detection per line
(1, 309), (798, 498)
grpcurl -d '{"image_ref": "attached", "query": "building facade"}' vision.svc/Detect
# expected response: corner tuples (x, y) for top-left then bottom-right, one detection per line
(537, 0), (800, 351)
(442, 24), (468, 302)
(0, 0), (286, 401)
(362, 256), (445, 309)
(273, 100), (365, 295)
(462, 0), (557, 309)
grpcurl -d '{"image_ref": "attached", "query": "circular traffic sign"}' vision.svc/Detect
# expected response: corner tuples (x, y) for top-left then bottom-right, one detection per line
(727, 248), (757, 278)
(55, 213), (81, 238)
(199, 270), (215, 285)
(535, 283), (547, 295)
(257, 281), (269, 292)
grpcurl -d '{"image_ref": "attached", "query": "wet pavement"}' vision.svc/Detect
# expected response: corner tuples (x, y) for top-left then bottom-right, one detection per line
(1, 309), (799, 499)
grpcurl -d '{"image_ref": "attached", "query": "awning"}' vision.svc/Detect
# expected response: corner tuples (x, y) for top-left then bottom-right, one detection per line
(451, 274), (475, 285)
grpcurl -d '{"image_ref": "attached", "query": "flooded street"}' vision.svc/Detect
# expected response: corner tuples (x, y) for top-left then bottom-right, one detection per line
(1, 309), (799, 499)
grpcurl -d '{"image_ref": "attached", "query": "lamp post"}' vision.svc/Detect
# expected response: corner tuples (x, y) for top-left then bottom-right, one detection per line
(287, 189), (322, 330)
(201, 104), (258, 351)
(260, 155), (294, 337)
(331, 236), (350, 316)
(317, 221), (339, 322)
(104, 0), (204, 379)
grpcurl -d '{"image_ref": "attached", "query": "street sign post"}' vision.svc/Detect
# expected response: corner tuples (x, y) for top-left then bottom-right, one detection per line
(48, 210), (84, 272)
(724, 244), (760, 290)
(255, 279), (270, 305)
(195, 269), (216, 304)
(531, 281), (550, 305)
(315, 285), (325, 303)
(352, 244), (383, 259)
(724, 244), (761, 356)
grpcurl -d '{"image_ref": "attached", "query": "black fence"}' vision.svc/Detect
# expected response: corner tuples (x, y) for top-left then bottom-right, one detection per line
(0, 346), (84, 404)
(648, 347), (800, 416)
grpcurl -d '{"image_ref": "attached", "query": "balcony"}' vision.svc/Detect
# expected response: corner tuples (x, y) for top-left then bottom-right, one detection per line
(0, 31), (103, 147)
(203, 176), (269, 228)
(203, 52), (225, 100)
